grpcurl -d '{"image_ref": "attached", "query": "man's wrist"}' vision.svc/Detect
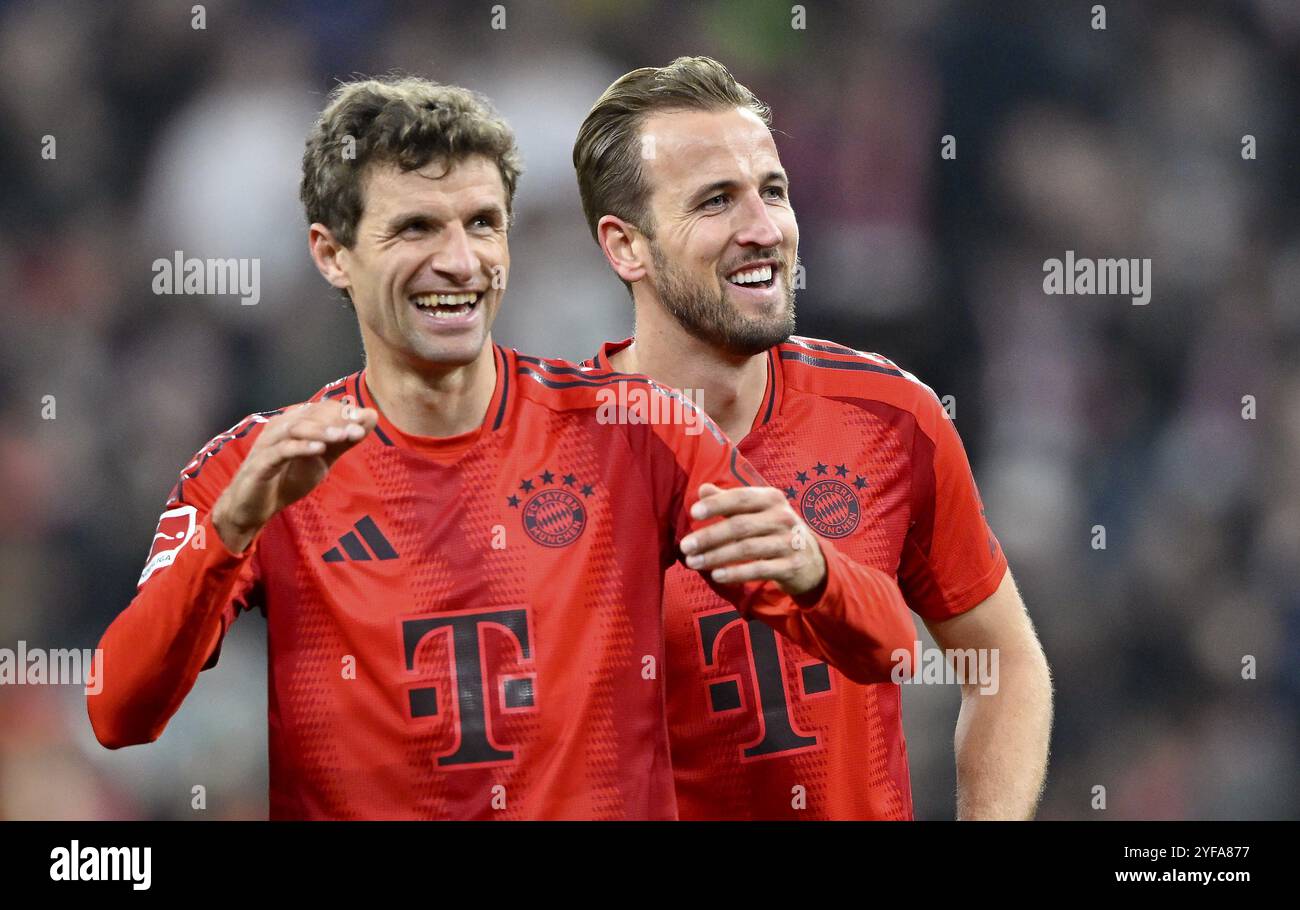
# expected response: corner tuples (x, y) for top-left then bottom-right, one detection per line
(791, 537), (831, 606)
(211, 500), (259, 555)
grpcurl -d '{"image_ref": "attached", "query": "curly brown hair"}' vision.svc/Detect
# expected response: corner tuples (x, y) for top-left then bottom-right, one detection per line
(300, 75), (523, 251)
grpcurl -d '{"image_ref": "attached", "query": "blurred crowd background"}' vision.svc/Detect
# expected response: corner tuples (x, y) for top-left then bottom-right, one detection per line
(1, 0), (1296, 820)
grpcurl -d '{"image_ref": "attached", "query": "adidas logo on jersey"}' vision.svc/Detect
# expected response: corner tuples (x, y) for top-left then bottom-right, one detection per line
(322, 516), (399, 563)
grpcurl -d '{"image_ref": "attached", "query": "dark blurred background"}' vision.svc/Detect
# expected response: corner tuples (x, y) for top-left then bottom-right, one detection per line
(1, 0), (1297, 819)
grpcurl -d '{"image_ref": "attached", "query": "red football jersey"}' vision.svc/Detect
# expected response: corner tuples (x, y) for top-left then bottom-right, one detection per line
(90, 345), (915, 819)
(587, 336), (1008, 819)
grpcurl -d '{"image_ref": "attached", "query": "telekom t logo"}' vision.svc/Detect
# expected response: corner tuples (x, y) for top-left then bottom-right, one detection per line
(697, 607), (833, 759)
(402, 607), (537, 767)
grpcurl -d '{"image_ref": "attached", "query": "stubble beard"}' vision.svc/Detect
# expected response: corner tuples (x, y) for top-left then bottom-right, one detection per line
(649, 242), (796, 358)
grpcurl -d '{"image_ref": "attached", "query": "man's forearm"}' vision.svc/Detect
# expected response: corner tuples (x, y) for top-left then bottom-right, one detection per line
(953, 647), (1053, 820)
(739, 538), (917, 685)
(88, 513), (252, 748)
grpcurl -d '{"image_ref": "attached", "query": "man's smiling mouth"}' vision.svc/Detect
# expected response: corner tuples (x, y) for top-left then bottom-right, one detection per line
(725, 261), (776, 290)
(410, 291), (483, 319)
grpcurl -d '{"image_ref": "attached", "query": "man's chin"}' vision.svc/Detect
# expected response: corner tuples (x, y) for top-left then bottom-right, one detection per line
(718, 329), (790, 358)
(668, 304), (792, 358)
(720, 303), (796, 355)
(406, 334), (489, 370)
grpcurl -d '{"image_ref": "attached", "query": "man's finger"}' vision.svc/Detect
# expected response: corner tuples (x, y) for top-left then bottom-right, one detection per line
(685, 534), (788, 570)
(709, 557), (794, 586)
(306, 399), (377, 426)
(681, 512), (786, 556)
(253, 437), (326, 475)
(258, 412), (298, 447)
(286, 419), (345, 443)
(691, 485), (784, 520)
(254, 401), (376, 461)
(342, 405), (379, 429)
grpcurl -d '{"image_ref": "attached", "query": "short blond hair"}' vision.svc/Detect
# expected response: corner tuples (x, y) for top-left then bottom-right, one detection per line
(572, 56), (771, 244)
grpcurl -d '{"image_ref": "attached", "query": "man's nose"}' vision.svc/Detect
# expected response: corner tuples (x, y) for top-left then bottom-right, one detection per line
(733, 190), (785, 248)
(430, 224), (478, 284)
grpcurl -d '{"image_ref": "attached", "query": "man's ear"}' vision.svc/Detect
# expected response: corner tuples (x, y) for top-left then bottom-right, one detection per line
(308, 223), (352, 293)
(596, 214), (649, 285)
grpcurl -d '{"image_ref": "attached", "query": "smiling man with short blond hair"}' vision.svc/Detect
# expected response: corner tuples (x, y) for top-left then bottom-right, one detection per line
(575, 56), (1053, 820)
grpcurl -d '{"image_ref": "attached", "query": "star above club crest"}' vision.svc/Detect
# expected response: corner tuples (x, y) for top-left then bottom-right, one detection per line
(784, 486), (797, 500)
(814, 462), (828, 475)
(835, 464), (848, 477)
(507, 495), (521, 508)
(795, 471), (809, 484)
(580, 484), (594, 497)
(520, 478), (535, 492)
(853, 475), (868, 490)
(562, 474), (577, 487)
(540, 470), (555, 485)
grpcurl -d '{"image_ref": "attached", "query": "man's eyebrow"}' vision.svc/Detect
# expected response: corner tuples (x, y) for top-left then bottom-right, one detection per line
(689, 179), (737, 202)
(688, 170), (789, 202)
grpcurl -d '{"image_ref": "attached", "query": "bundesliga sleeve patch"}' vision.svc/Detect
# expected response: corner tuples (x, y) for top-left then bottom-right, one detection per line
(138, 504), (198, 586)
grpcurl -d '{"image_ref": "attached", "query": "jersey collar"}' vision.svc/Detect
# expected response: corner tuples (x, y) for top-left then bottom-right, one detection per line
(588, 337), (784, 434)
(353, 344), (514, 459)
(587, 337), (632, 372)
(749, 345), (784, 433)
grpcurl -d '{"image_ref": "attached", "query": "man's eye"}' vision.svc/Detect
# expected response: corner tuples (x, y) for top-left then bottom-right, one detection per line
(764, 186), (787, 200)
(702, 194), (727, 209)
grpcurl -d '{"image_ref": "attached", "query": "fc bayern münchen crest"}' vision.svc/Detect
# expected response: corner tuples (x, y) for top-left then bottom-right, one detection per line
(508, 471), (593, 548)
(784, 462), (868, 539)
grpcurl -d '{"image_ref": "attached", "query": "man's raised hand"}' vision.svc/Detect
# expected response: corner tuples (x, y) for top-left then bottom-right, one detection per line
(211, 400), (379, 554)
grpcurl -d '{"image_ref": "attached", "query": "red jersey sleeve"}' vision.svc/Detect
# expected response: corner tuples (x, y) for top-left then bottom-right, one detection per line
(640, 383), (915, 684)
(898, 383), (1008, 621)
(87, 413), (272, 749)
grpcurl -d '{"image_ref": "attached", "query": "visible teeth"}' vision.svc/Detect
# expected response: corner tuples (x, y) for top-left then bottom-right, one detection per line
(412, 292), (480, 308)
(728, 265), (773, 285)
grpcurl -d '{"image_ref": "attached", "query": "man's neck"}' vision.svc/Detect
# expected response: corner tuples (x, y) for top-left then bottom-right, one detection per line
(363, 340), (498, 438)
(610, 313), (770, 444)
